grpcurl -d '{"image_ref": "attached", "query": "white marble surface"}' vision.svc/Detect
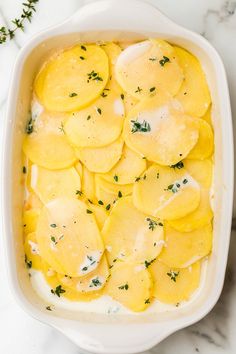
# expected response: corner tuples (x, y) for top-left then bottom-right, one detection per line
(0, 0), (235, 353)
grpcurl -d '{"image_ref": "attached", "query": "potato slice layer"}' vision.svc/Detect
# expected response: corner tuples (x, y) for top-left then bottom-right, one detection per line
(115, 39), (183, 99)
(133, 164), (200, 220)
(187, 119), (214, 160)
(159, 223), (212, 268)
(31, 164), (81, 204)
(101, 145), (146, 184)
(168, 189), (213, 232)
(123, 94), (199, 165)
(36, 198), (104, 277)
(24, 232), (42, 271)
(102, 196), (164, 264)
(106, 260), (153, 312)
(75, 137), (123, 173)
(35, 44), (109, 112)
(23, 112), (76, 169)
(150, 260), (201, 304)
(184, 159), (213, 188)
(58, 256), (109, 293)
(23, 208), (41, 234)
(174, 46), (211, 117)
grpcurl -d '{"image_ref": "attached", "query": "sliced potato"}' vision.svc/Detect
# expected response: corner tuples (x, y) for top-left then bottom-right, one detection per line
(75, 161), (83, 177)
(87, 203), (109, 229)
(168, 189), (213, 232)
(133, 164), (200, 220)
(23, 112), (76, 170)
(65, 86), (124, 148)
(35, 44), (109, 112)
(96, 175), (133, 196)
(75, 137), (124, 173)
(23, 208), (41, 234)
(187, 119), (214, 160)
(123, 93), (199, 165)
(101, 145), (146, 184)
(175, 46), (211, 117)
(36, 198), (104, 277)
(58, 255), (109, 293)
(115, 39), (183, 99)
(82, 165), (95, 202)
(201, 105), (212, 125)
(105, 260), (153, 312)
(150, 260), (201, 304)
(31, 164), (81, 204)
(184, 159), (213, 188)
(123, 94), (139, 115)
(95, 175), (132, 206)
(102, 196), (164, 264)
(159, 223), (212, 268)
(24, 232), (42, 270)
(41, 261), (102, 302)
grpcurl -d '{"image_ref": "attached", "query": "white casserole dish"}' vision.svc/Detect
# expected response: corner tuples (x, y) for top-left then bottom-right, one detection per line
(2, 0), (234, 353)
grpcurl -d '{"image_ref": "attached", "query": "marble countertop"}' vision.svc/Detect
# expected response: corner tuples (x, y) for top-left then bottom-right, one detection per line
(0, 0), (235, 353)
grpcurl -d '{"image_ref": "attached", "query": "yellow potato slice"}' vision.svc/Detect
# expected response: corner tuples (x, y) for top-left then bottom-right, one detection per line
(168, 189), (213, 232)
(150, 260), (201, 304)
(23, 112), (76, 170)
(96, 175), (133, 196)
(115, 39), (183, 99)
(35, 44), (109, 112)
(23, 208), (41, 234)
(105, 260), (153, 312)
(24, 232), (42, 271)
(101, 145), (146, 184)
(75, 161), (83, 177)
(87, 203), (109, 229)
(41, 261), (102, 302)
(102, 42), (122, 82)
(81, 165), (95, 202)
(31, 164), (81, 204)
(95, 178), (118, 207)
(123, 94), (139, 115)
(123, 93), (199, 165)
(184, 159), (213, 188)
(102, 196), (164, 265)
(175, 46), (211, 117)
(159, 223), (212, 268)
(65, 86), (124, 148)
(133, 164), (200, 220)
(58, 255), (109, 293)
(36, 198), (104, 277)
(187, 119), (214, 160)
(75, 137), (124, 173)
(201, 105), (212, 125)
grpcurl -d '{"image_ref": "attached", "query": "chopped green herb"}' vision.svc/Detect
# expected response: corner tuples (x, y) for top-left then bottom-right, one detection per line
(106, 204), (111, 211)
(97, 107), (102, 115)
(58, 122), (65, 134)
(26, 116), (34, 134)
(87, 70), (103, 82)
(170, 161), (184, 169)
(101, 91), (108, 97)
(46, 305), (52, 311)
(121, 93), (124, 100)
(144, 258), (156, 268)
(87, 115), (91, 120)
(149, 57), (157, 61)
(69, 92), (78, 97)
(135, 177), (141, 182)
(22, 166), (27, 174)
(80, 56), (85, 60)
(86, 209), (93, 214)
(89, 277), (102, 288)
(131, 119), (151, 133)
(51, 285), (66, 297)
(50, 224), (57, 228)
(183, 178), (188, 184)
(76, 190), (83, 196)
(157, 172), (159, 179)
(146, 218), (158, 231)
(82, 266), (88, 271)
(87, 199), (93, 204)
(25, 255), (32, 269)
(135, 86), (142, 93)
(81, 45), (87, 51)
(167, 270), (179, 282)
(145, 298), (150, 304)
(143, 174), (147, 180)
(149, 87), (156, 93)
(114, 175), (119, 182)
(118, 283), (129, 290)
(159, 56), (170, 66)
(98, 200), (104, 205)
(118, 191), (122, 198)
(184, 92), (187, 95)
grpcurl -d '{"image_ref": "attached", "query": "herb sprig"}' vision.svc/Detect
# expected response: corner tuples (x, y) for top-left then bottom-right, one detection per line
(131, 119), (151, 133)
(0, 0), (39, 45)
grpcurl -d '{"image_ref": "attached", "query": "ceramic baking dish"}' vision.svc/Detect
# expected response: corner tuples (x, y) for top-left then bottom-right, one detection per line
(2, 0), (234, 353)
